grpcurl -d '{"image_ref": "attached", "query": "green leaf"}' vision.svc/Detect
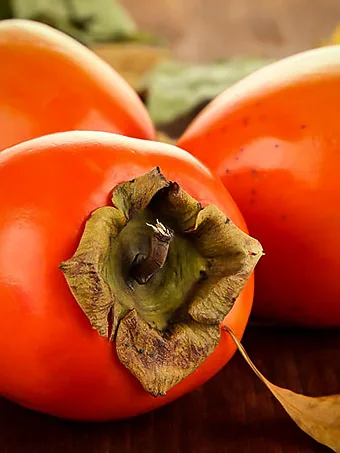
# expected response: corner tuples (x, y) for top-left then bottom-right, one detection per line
(12, 0), (66, 20)
(146, 57), (273, 125)
(71, 0), (137, 42)
(0, 0), (14, 20)
(11, 0), (144, 44)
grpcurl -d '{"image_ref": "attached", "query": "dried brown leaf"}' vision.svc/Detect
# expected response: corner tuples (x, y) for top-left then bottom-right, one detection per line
(224, 326), (340, 452)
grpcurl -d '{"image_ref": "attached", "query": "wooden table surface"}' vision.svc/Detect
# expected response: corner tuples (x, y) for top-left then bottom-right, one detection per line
(1, 326), (339, 453)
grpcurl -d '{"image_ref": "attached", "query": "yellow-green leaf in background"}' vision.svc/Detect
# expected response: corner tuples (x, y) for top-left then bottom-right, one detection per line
(146, 57), (273, 125)
(7, 0), (158, 45)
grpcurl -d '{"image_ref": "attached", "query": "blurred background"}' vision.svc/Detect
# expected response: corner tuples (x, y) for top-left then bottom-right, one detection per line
(120, 0), (340, 60)
(2, 0), (340, 136)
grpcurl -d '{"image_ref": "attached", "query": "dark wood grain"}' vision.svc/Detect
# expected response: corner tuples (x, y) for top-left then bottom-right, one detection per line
(1, 326), (339, 453)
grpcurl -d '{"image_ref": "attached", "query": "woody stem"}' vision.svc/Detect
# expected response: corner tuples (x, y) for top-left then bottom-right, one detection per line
(130, 221), (174, 285)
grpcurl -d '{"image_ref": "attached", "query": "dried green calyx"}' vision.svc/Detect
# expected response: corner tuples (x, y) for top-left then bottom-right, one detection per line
(60, 167), (263, 396)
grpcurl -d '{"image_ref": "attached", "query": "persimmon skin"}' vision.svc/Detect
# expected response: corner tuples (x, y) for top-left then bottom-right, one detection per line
(178, 46), (340, 327)
(0, 19), (155, 151)
(0, 131), (253, 420)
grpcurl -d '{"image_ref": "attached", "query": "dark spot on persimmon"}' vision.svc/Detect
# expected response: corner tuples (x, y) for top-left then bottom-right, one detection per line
(225, 168), (230, 174)
(251, 169), (258, 175)
(235, 156), (240, 161)
(243, 117), (249, 126)
(251, 189), (256, 195)
(301, 124), (307, 129)
(281, 214), (287, 221)
(240, 147), (244, 153)
(275, 144), (279, 148)
(250, 198), (255, 204)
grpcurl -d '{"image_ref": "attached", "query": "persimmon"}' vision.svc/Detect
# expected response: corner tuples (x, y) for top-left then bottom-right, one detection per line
(179, 46), (340, 327)
(0, 131), (261, 420)
(0, 19), (155, 151)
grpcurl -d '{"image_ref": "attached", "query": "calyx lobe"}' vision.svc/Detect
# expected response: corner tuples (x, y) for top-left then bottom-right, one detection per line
(60, 167), (263, 396)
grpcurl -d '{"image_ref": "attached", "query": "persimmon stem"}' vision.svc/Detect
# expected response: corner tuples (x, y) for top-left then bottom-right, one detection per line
(131, 220), (174, 285)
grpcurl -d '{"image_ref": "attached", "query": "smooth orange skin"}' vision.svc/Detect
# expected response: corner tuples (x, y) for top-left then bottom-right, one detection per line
(0, 19), (155, 151)
(179, 46), (340, 327)
(0, 131), (253, 420)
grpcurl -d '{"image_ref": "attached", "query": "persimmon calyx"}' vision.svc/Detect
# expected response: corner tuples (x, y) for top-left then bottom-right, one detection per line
(60, 167), (263, 396)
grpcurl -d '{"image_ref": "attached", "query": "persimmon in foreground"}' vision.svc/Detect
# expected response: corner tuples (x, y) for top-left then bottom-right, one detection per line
(0, 131), (262, 420)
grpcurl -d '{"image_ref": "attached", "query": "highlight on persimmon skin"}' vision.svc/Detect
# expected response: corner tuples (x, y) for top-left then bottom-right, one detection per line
(0, 131), (256, 421)
(0, 19), (155, 152)
(178, 45), (340, 327)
